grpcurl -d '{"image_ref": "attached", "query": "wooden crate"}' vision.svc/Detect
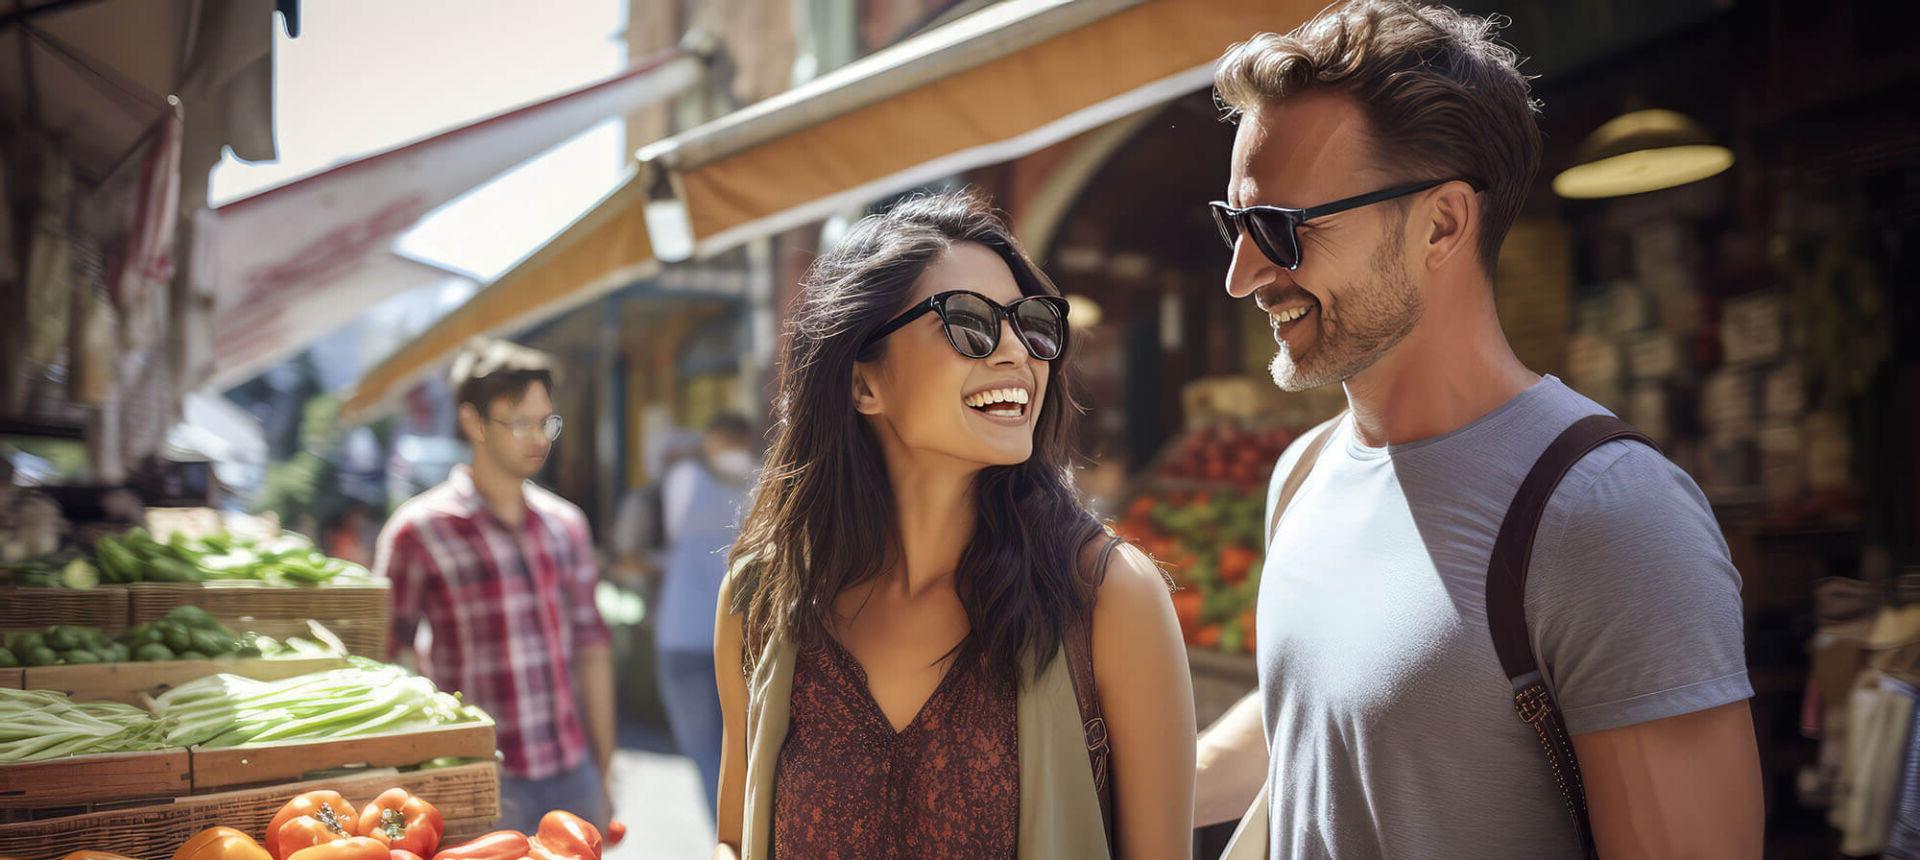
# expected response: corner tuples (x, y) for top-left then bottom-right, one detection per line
(0, 761), (500, 860)
(0, 668), (20, 689)
(190, 715), (497, 792)
(20, 656), (350, 706)
(127, 581), (390, 657)
(0, 750), (192, 811)
(0, 587), (130, 634)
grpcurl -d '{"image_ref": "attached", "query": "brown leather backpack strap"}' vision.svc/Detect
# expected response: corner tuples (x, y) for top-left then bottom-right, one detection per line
(1065, 533), (1123, 851)
(1268, 415), (1344, 545)
(1486, 414), (1656, 857)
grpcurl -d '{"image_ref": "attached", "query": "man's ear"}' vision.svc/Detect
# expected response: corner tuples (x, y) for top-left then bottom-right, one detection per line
(1421, 179), (1481, 273)
(851, 364), (884, 416)
(457, 403), (487, 442)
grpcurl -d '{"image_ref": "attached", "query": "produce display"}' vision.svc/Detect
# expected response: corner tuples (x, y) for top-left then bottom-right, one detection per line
(2, 528), (375, 589)
(22, 792), (623, 860)
(0, 688), (173, 761)
(1117, 488), (1265, 653)
(92, 529), (375, 586)
(150, 660), (487, 749)
(1153, 424), (1299, 488)
(1116, 421), (1307, 654)
(0, 606), (339, 668)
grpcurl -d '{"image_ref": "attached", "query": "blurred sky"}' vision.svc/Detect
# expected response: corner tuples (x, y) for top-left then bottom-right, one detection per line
(207, 0), (630, 281)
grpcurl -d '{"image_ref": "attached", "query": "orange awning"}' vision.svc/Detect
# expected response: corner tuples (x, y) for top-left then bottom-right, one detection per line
(342, 0), (1314, 420)
(341, 177), (655, 421)
(639, 0), (1311, 255)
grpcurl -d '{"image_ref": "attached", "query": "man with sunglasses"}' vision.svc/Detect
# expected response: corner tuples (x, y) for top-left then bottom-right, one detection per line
(374, 339), (617, 834)
(1191, 3), (1762, 858)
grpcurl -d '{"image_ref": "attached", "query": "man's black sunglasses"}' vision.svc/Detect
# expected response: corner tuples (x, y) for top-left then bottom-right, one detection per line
(860, 290), (1069, 361)
(1209, 177), (1482, 271)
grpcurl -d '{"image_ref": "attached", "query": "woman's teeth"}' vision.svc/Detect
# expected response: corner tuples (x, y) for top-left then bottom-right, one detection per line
(965, 388), (1030, 416)
(1273, 305), (1311, 323)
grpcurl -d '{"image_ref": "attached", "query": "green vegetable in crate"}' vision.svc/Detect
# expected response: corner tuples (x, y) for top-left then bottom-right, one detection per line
(134, 643), (175, 661)
(176, 650), (211, 661)
(46, 625), (88, 652)
(190, 629), (234, 655)
(0, 647), (16, 668)
(147, 555), (205, 583)
(6, 631), (47, 653)
(22, 646), (58, 666)
(166, 605), (224, 630)
(151, 660), (486, 748)
(93, 534), (143, 583)
(62, 649), (102, 664)
(162, 624), (194, 653)
(0, 688), (175, 761)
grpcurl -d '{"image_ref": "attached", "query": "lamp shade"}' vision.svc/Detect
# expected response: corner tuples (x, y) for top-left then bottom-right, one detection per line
(1552, 109), (1733, 199)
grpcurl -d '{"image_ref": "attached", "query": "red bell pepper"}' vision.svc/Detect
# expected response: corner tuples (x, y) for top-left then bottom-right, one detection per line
(428, 831), (529, 860)
(389, 852), (427, 860)
(355, 788), (445, 857)
(267, 791), (359, 860)
(526, 811), (601, 860)
(285, 838), (389, 860)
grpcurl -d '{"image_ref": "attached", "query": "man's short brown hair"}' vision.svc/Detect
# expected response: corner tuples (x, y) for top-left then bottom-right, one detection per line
(450, 339), (556, 441)
(1214, 0), (1540, 273)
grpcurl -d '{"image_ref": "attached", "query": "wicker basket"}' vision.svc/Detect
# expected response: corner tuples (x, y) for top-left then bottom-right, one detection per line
(0, 761), (499, 859)
(0, 587), (130, 634)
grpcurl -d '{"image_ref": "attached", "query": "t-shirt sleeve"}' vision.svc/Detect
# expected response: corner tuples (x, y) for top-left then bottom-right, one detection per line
(1526, 442), (1753, 735)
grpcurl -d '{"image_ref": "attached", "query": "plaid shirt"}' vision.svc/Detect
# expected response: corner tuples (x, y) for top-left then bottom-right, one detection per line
(375, 465), (611, 780)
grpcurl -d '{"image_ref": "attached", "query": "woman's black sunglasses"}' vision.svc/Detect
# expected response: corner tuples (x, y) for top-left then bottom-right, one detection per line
(860, 290), (1069, 361)
(1208, 177), (1482, 271)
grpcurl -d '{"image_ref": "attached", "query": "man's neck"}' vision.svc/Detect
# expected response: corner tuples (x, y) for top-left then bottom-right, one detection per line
(467, 458), (528, 528)
(1343, 282), (1539, 447)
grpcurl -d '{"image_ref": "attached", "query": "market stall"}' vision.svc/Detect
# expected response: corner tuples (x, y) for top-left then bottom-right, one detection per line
(0, 510), (551, 859)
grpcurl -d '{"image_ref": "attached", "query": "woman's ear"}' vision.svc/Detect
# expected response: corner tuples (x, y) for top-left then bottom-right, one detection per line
(851, 364), (884, 416)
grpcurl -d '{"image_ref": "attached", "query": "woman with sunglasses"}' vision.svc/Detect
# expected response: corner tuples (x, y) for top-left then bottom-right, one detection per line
(710, 190), (1195, 859)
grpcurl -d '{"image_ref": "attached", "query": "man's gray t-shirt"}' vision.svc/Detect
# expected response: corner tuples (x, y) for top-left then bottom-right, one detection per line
(1258, 376), (1751, 858)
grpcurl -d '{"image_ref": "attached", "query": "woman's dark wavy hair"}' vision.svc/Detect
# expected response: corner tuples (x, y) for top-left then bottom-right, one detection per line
(728, 188), (1107, 682)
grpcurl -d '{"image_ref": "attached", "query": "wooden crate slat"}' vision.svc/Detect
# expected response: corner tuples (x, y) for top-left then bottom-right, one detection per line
(0, 750), (191, 810)
(0, 587), (130, 633)
(190, 718), (497, 792)
(0, 668), (21, 689)
(0, 761), (499, 860)
(20, 656), (350, 706)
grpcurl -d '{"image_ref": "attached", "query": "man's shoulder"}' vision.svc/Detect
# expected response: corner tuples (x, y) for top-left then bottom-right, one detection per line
(1266, 413), (1348, 507)
(1535, 436), (1725, 580)
(384, 482), (473, 536)
(525, 482), (590, 530)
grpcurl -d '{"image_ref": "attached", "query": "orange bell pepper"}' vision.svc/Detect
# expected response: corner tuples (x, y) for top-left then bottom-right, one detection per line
(526, 810), (601, 860)
(429, 831), (529, 860)
(267, 791), (359, 860)
(355, 788), (445, 857)
(285, 837), (389, 860)
(172, 827), (273, 860)
(390, 852), (427, 860)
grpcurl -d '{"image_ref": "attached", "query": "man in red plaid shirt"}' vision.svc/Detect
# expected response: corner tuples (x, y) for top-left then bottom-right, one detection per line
(374, 340), (616, 832)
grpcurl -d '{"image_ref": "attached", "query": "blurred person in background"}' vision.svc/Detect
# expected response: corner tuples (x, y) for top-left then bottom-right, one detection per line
(653, 412), (758, 821)
(373, 339), (616, 833)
